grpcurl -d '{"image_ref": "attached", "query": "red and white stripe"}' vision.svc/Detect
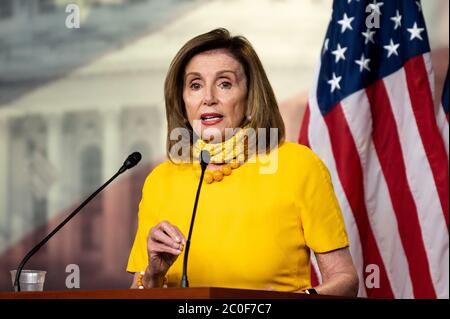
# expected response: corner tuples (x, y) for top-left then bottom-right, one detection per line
(301, 54), (449, 299)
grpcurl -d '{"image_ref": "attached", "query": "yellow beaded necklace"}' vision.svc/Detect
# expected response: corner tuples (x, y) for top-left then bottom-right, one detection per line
(193, 159), (241, 184)
(192, 126), (253, 184)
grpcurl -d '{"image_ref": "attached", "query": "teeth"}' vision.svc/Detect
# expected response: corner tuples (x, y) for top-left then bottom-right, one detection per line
(202, 115), (222, 120)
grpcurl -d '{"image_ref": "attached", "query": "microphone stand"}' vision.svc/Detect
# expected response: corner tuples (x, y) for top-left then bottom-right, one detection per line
(181, 150), (209, 288)
(14, 152), (141, 292)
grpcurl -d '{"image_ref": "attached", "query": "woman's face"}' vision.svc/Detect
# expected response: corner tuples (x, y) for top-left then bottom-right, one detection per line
(183, 49), (248, 142)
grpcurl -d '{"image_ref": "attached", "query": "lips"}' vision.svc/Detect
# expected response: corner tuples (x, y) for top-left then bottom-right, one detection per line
(200, 112), (224, 126)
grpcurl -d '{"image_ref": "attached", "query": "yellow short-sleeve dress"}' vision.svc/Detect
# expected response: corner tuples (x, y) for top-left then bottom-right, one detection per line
(127, 141), (349, 291)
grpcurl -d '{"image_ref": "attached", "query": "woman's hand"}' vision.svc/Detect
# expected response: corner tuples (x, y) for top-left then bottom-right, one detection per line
(145, 221), (186, 286)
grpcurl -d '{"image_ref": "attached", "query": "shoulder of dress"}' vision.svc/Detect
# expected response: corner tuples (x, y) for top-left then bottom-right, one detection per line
(142, 160), (170, 184)
(152, 160), (173, 173)
(278, 141), (308, 152)
(145, 160), (192, 182)
(274, 142), (329, 174)
(277, 141), (317, 160)
(275, 143), (332, 185)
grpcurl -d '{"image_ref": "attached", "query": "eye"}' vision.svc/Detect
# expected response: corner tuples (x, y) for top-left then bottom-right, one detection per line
(190, 82), (201, 90)
(218, 81), (232, 89)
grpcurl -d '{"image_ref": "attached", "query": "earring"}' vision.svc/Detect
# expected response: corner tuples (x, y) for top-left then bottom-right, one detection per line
(246, 115), (252, 121)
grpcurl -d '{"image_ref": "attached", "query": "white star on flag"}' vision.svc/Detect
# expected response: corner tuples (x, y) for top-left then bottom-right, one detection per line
(355, 54), (371, 72)
(332, 44), (348, 63)
(328, 73), (342, 93)
(384, 39), (400, 58)
(323, 38), (330, 55)
(362, 29), (376, 44)
(337, 13), (355, 33)
(367, 0), (384, 16)
(416, 1), (422, 12)
(391, 10), (402, 30)
(407, 22), (425, 40)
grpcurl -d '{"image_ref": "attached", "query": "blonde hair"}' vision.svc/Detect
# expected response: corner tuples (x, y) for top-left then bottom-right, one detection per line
(164, 28), (285, 161)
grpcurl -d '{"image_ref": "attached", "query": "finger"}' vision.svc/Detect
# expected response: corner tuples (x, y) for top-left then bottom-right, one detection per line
(172, 225), (187, 245)
(151, 228), (183, 250)
(160, 221), (182, 243)
(151, 242), (182, 256)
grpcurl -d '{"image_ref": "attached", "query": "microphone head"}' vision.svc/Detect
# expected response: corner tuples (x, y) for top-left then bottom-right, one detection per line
(123, 152), (142, 170)
(200, 150), (210, 170)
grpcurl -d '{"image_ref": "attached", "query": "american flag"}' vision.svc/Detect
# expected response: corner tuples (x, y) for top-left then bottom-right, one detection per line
(299, 0), (449, 298)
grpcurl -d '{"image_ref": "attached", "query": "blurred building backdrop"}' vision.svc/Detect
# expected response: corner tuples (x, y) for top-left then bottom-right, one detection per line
(0, 0), (448, 291)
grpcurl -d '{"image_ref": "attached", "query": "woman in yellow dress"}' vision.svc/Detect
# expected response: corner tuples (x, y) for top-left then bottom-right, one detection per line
(127, 28), (359, 296)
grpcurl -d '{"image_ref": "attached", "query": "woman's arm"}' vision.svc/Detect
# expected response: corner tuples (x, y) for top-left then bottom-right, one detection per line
(301, 247), (359, 297)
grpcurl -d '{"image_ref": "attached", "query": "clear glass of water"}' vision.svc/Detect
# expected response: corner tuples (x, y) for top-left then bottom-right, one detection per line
(10, 270), (47, 291)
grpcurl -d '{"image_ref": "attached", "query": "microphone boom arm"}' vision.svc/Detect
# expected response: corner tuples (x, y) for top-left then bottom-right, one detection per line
(180, 150), (210, 288)
(14, 152), (141, 292)
(180, 168), (206, 288)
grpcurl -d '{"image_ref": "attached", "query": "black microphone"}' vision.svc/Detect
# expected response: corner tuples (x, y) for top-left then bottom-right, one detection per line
(119, 151), (142, 174)
(13, 152), (142, 292)
(181, 150), (210, 288)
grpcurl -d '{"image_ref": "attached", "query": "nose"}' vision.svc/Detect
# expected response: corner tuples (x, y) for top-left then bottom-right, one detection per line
(203, 85), (217, 106)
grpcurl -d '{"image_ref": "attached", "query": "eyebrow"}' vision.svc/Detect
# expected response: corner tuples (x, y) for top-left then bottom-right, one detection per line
(184, 70), (238, 80)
